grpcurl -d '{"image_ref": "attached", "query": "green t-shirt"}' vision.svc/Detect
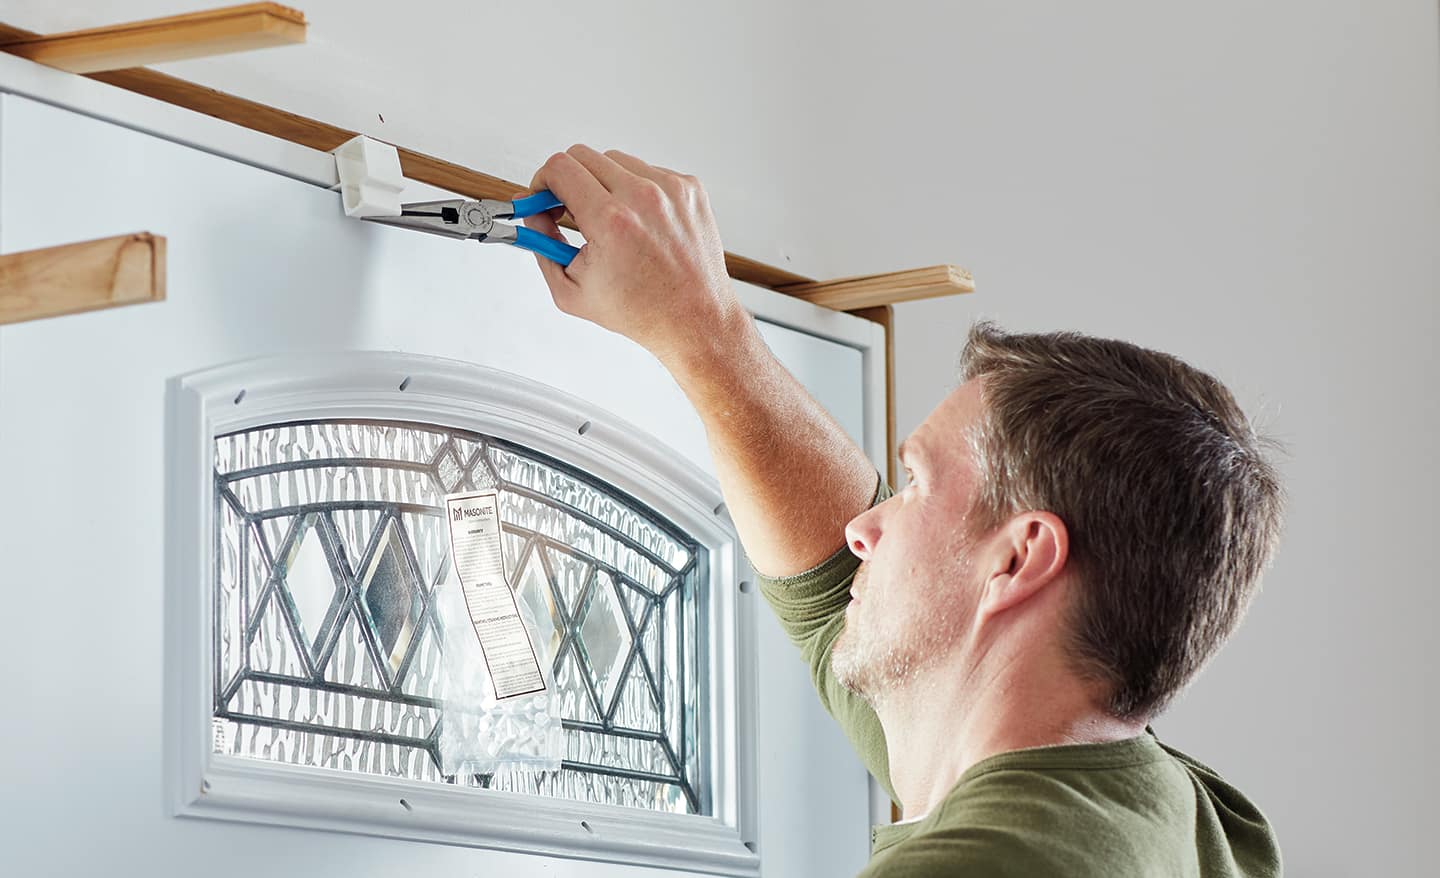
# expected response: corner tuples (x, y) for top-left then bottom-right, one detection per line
(755, 482), (1281, 877)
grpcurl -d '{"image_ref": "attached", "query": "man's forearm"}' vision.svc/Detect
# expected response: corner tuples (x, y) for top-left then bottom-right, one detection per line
(519, 146), (875, 574)
(662, 306), (878, 578)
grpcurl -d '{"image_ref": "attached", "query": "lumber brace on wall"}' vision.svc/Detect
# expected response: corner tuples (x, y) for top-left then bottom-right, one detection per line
(0, 3), (305, 74)
(0, 233), (167, 326)
(0, 6), (973, 311)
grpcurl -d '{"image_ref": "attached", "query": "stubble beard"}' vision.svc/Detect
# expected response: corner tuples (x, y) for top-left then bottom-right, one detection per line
(831, 564), (941, 704)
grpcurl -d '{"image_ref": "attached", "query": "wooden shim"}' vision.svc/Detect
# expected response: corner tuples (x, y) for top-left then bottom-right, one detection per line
(778, 264), (975, 310)
(847, 305), (898, 489)
(723, 251), (812, 289)
(0, 4), (306, 74)
(0, 233), (166, 325)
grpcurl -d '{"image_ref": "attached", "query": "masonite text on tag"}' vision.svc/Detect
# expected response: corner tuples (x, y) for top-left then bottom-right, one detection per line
(443, 490), (546, 700)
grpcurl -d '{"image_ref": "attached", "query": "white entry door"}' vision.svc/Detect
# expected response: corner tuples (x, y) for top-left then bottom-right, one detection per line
(0, 92), (877, 878)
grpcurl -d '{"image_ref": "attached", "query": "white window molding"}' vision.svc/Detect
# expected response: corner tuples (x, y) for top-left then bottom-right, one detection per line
(165, 351), (758, 876)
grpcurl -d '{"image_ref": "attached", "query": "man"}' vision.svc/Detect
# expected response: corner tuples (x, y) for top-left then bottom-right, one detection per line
(524, 145), (1285, 876)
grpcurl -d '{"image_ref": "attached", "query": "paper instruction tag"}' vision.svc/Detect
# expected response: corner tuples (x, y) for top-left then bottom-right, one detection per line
(444, 490), (546, 700)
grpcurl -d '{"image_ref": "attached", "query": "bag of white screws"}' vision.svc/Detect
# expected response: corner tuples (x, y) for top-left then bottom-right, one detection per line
(435, 490), (564, 777)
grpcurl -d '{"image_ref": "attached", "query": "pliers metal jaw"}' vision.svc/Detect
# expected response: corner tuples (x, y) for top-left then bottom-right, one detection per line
(362, 190), (580, 266)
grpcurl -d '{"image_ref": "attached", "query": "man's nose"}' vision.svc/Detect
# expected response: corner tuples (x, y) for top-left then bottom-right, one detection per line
(845, 504), (883, 561)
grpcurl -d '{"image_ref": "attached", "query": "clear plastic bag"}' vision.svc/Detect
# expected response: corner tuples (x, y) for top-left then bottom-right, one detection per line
(433, 563), (565, 778)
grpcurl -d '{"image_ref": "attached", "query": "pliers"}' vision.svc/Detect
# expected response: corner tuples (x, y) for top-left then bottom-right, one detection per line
(362, 190), (580, 266)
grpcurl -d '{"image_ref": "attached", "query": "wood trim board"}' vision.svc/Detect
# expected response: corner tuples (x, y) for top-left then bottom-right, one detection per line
(781, 264), (975, 309)
(0, 4), (305, 75)
(848, 305), (897, 489)
(0, 232), (166, 325)
(0, 14), (970, 304)
(0, 17), (811, 292)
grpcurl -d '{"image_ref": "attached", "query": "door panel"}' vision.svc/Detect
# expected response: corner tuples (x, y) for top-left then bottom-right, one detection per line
(0, 94), (873, 877)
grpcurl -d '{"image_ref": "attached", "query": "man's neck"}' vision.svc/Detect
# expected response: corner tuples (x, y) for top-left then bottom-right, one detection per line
(872, 650), (1146, 819)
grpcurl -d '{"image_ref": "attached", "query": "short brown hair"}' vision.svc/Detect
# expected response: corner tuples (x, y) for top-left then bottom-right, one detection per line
(958, 322), (1284, 719)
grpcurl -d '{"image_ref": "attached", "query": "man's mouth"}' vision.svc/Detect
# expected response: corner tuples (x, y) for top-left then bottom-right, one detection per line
(850, 563), (869, 604)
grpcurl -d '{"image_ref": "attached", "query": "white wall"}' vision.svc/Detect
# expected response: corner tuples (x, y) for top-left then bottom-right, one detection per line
(4, 0), (1437, 872)
(778, 2), (1438, 875)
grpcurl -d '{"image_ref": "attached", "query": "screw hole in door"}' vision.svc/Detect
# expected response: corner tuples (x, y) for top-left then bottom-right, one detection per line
(398, 376), (412, 392)
(232, 389), (246, 405)
(577, 420), (593, 436)
(580, 820), (593, 834)
(399, 798), (412, 812)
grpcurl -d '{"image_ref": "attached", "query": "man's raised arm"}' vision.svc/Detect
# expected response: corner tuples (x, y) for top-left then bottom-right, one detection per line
(524, 145), (876, 576)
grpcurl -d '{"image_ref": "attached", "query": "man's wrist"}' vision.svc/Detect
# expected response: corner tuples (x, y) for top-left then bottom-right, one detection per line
(653, 294), (761, 387)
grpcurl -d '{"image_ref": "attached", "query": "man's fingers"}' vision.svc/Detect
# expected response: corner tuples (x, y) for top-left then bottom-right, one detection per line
(523, 212), (584, 297)
(603, 149), (670, 186)
(531, 151), (610, 230)
(521, 207), (564, 241)
(566, 144), (640, 194)
(606, 150), (700, 204)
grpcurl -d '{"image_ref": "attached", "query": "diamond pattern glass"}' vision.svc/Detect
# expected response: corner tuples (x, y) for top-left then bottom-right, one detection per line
(515, 549), (564, 657)
(212, 419), (707, 815)
(579, 571), (633, 712)
(278, 513), (337, 654)
(360, 518), (423, 676)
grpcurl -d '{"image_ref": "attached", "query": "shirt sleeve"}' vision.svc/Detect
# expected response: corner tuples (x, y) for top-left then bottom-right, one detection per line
(753, 476), (896, 803)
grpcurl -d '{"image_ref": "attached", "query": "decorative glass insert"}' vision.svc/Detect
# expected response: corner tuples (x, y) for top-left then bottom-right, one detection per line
(212, 419), (707, 814)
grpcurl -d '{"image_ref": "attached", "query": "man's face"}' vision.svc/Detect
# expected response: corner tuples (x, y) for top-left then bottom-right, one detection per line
(831, 380), (989, 701)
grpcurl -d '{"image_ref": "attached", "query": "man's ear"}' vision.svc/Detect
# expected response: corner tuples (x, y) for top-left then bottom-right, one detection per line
(976, 512), (1069, 625)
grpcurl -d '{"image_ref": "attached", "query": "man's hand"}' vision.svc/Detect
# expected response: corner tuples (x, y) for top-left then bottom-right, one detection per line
(524, 145), (745, 373)
(523, 145), (877, 577)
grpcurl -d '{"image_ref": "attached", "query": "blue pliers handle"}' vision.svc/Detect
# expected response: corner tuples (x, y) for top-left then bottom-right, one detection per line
(361, 189), (580, 267)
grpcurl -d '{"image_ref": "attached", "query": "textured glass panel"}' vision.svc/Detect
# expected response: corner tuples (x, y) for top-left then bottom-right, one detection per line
(333, 507), (381, 573)
(214, 419), (707, 814)
(230, 463), (439, 517)
(490, 444), (691, 570)
(323, 609), (385, 691)
(222, 719), (445, 783)
(258, 514), (296, 564)
(216, 422), (448, 476)
(251, 591), (306, 678)
(544, 545), (589, 617)
(434, 444), (463, 492)
(501, 528), (528, 582)
(683, 571), (702, 787)
(500, 491), (667, 594)
(402, 511), (448, 591)
(663, 589), (682, 754)
(553, 646), (601, 723)
(620, 579), (650, 626)
(228, 679), (438, 738)
(640, 601), (661, 701)
(215, 494), (245, 693)
(400, 618), (443, 700)
(568, 728), (674, 776)
(611, 662), (663, 733)
(453, 436), (481, 467)
(483, 767), (687, 814)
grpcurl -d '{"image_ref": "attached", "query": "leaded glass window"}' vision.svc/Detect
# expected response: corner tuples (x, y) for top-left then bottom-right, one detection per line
(212, 419), (707, 815)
